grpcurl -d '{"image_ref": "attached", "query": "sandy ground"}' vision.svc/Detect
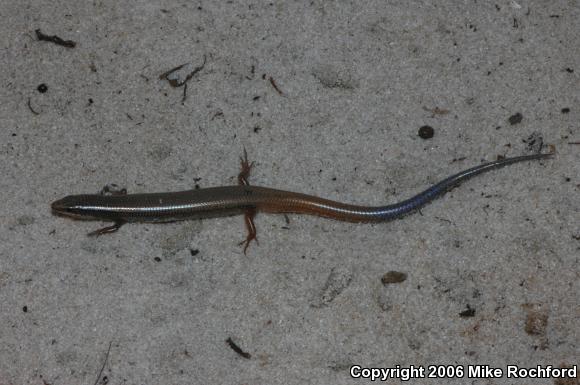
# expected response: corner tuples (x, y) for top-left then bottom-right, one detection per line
(0, 1), (578, 384)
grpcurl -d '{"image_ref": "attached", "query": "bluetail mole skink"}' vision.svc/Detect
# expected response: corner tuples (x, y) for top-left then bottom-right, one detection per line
(51, 152), (552, 252)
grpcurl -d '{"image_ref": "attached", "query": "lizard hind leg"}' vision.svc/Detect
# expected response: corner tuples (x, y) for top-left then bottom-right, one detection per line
(238, 148), (254, 186)
(237, 150), (258, 254)
(238, 209), (258, 255)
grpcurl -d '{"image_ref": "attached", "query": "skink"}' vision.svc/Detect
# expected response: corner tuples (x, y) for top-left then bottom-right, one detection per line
(51, 152), (552, 252)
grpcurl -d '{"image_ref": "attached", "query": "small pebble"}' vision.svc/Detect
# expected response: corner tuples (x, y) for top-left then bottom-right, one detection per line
(381, 271), (407, 285)
(508, 112), (523, 125)
(418, 125), (434, 139)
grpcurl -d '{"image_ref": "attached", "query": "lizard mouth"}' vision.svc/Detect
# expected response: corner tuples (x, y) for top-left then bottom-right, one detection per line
(51, 197), (87, 219)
